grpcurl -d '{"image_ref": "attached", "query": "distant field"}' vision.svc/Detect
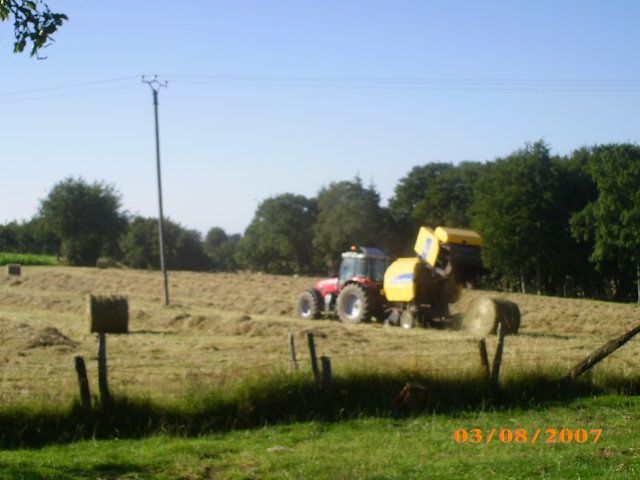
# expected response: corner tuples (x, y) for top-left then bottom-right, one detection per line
(1, 266), (639, 403)
(0, 252), (57, 266)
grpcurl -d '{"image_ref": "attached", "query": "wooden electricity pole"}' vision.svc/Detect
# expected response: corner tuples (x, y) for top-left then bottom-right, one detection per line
(142, 75), (170, 306)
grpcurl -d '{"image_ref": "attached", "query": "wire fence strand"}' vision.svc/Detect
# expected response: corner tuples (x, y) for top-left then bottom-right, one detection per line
(1, 331), (639, 401)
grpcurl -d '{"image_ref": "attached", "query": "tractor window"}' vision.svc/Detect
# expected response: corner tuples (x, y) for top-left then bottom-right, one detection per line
(370, 258), (387, 282)
(355, 258), (369, 277)
(339, 257), (357, 284)
(339, 257), (369, 284)
(340, 256), (387, 284)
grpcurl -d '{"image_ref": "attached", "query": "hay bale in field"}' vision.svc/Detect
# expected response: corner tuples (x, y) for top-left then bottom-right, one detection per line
(96, 258), (110, 269)
(464, 296), (520, 336)
(86, 294), (129, 334)
(96, 257), (118, 269)
(7, 264), (21, 276)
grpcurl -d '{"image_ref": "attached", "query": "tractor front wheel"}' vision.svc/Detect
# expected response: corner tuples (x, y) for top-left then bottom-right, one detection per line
(336, 284), (372, 324)
(297, 289), (322, 320)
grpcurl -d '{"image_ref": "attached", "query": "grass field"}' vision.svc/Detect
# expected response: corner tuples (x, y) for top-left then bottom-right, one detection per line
(1, 266), (639, 403)
(0, 252), (58, 266)
(2, 266), (640, 477)
(1, 394), (639, 479)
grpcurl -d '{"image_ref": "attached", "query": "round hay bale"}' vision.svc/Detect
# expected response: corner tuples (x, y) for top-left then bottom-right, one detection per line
(464, 296), (520, 336)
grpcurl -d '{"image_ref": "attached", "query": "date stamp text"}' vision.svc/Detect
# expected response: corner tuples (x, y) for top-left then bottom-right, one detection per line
(453, 428), (602, 445)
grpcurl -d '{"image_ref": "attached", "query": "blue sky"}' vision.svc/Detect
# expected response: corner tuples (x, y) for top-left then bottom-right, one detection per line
(1, 0), (639, 234)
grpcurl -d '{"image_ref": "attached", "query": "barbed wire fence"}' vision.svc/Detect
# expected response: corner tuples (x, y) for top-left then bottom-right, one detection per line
(2, 321), (640, 404)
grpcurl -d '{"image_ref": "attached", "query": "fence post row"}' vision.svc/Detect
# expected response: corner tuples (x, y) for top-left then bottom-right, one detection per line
(490, 322), (506, 389)
(320, 356), (333, 389)
(307, 332), (321, 384)
(62, 307), (640, 405)
(477, 338), (490, 381)
(98, 333), (111, 405)
(288, 331), (299, 371)
(74, 356), (91, 408)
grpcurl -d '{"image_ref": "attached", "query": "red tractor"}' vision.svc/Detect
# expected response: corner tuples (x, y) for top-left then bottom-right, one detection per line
(297, 246), (388, 324)
(297, 226), (484, 328)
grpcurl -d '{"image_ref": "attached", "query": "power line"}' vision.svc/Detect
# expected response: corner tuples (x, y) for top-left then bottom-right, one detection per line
(160, 74), (640, 92)
(1, 74), (640, 104)
(0, 76), (139, 98)
(160, 73), (640, 83)
(167, 80), (640, 93)
(0, 84), (139, 105)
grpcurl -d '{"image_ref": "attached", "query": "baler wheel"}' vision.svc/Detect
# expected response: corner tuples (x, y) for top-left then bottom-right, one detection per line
(400, 309), (417, 329)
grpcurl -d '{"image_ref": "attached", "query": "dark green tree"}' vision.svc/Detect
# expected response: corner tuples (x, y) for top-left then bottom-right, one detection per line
(571, 143), (640, 302)
(120, 216), (210, 271)
(388, 163), (454, 226)
(545, 150), (598, 296)
(387, 163), (456, 255)
(313, 178), (385, 269)
(236, 194), (318, 274)
(204, 227), (228, 252)
(119, 217), (155, 269)
(1, 0), (67, 56)
(0, 218), (58, 254)
(470, 141), (557, 293)
(204, 227), (240, 271)
(412, 161), (485, 228)
(0, 222), (19, 252)
(38, 177), (126, 266)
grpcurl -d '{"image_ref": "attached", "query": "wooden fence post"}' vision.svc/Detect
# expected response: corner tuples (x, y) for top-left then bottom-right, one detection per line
(320, 356), (333, 390)
(74, 356), (91, 408)
(307, 332), (320, 383)
(559, 323), (640, 385)
(97, 333), (111, 405)
(289, 331), (299, 371)
(477, 338), (490, 381)
(490, 323), (506, 389)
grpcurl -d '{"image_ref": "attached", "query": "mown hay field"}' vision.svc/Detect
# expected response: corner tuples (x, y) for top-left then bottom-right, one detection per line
(1, 266), (639, 403)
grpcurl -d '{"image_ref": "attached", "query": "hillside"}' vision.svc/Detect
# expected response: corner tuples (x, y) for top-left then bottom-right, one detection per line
(1, 266), (639, 402)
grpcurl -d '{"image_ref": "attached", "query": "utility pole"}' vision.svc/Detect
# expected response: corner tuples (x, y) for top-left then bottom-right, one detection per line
(142, 75), (170, 306)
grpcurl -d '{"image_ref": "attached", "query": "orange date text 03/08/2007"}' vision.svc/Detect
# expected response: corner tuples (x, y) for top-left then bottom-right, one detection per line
(453, 428), (602, 445)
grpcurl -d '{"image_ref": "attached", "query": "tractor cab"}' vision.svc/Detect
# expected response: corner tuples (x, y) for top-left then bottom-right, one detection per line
(297, 246), (389, 322)
(338, 246), (388, 287)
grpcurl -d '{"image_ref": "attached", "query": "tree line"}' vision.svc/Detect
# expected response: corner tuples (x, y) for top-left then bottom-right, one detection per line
(2, 140), (640, 302)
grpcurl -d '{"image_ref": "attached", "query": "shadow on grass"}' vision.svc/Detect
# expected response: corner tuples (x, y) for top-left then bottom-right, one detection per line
(1, 368), (638, 449)
(0, 462), (148, 480)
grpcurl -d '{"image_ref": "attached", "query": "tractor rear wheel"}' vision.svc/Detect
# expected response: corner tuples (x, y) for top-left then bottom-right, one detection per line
(336, 284), (372, 324)
(297, 289), (322, 320)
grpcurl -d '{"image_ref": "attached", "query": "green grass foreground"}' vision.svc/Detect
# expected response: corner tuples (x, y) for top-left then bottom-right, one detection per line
(0, 394), (639, 479)
(0, 368), (639, 449)
(0, 252), (57, 266)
